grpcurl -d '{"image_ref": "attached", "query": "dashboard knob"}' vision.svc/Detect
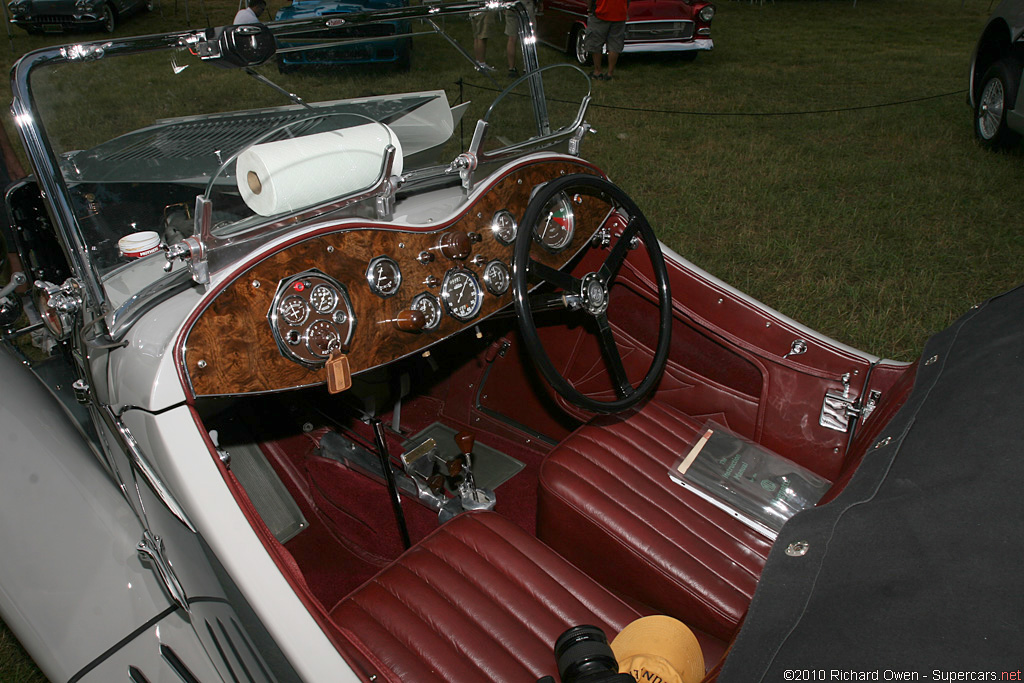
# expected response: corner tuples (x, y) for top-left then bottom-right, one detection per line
(394, 309), (427, 332)
(437, 231), (471, 260)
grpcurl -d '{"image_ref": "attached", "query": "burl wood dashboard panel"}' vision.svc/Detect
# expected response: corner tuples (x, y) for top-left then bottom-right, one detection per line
(182, 159), (606, 397)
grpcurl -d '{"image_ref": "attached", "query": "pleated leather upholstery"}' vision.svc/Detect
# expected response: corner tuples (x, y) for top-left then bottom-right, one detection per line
(537, 400), (773, 641)
(331, 511), (641, 682)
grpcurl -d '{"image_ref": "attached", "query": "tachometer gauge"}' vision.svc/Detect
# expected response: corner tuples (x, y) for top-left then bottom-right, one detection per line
(483, 260), (510, 296)
(278, 294), (309, 326)
(533, 192), (575, 252)
(366, 256), (402, 297)
(306, 320), (342, 358)
(440, 268), (484, 322)
(309, 283), (337, 314)
(491, 209), (518, 245)
(411, 292), (442, 331)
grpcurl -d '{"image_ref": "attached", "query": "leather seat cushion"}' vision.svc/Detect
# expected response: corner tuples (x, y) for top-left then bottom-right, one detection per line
(537, 400), (773, 641)
(330, 511), (641, 682)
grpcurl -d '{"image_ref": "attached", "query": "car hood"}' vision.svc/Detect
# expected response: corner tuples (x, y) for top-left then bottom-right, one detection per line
(626, 0), (699, 20)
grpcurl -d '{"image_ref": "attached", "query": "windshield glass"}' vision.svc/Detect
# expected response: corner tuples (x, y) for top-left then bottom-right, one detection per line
(16, 1), (590, 289)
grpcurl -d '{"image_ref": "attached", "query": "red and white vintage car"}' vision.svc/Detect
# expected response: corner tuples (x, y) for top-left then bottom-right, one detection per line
(536, 0), (715, 65)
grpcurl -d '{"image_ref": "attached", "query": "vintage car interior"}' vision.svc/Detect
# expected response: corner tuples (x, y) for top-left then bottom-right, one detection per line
(7, 4), (1017, 682)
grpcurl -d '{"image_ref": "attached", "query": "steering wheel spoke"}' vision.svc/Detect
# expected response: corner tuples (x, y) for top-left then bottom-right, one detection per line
(598, 215), (643, 285)
(528, 258), (581, 292)
(595, 313), (634, 399)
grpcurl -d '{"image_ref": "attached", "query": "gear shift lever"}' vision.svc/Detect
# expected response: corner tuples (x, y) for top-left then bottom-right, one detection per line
(437, 429), (497, 523)
(455, 430), (478, 500)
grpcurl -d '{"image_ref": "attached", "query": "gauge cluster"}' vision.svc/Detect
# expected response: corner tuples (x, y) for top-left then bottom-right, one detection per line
(187, 160), (605, 398)
(268, 270), (356, 368)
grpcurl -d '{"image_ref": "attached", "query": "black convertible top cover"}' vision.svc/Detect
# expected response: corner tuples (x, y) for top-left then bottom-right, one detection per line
(721, 285), (1024, 680)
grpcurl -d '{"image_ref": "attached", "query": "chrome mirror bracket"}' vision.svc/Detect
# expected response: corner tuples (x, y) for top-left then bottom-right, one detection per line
(164, 195), (211, 285)
(452, 120), (489, 193)
(568, 120), (595, 157)
(374, 146), (401, 221)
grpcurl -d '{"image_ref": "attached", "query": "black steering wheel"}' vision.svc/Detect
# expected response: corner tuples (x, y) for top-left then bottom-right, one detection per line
(511, 174), (672, 414)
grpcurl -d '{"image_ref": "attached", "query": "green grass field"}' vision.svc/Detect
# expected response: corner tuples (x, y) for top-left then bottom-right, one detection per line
(0, 0), (1020, 678)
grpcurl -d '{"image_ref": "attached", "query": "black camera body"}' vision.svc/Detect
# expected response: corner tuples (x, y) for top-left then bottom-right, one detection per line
(538, 625), (635, 683)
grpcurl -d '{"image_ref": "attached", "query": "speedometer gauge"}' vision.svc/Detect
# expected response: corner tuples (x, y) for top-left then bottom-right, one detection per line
(440, 268), (484, 322)
(533, 192), (575, 252)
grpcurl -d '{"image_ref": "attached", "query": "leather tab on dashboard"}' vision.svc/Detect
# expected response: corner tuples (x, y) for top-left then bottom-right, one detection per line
(326, 352), (352, 394)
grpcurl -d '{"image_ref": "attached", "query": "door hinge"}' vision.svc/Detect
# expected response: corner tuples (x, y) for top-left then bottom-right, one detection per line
(819, 373), (882, 433)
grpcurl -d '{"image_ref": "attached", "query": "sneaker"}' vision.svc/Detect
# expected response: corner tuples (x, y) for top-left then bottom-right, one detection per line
(477, 62), (498, 73)
(508, 67), (519, 78)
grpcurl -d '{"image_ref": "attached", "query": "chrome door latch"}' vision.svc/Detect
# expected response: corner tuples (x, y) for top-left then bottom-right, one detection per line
(819, 373), (882, 433)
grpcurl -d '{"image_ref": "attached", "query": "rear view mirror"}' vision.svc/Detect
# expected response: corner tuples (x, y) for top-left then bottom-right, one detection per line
(195, 24), (276, 68)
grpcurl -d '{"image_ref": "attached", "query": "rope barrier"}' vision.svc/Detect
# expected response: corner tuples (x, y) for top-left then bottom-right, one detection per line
(460, 80), (967, 117)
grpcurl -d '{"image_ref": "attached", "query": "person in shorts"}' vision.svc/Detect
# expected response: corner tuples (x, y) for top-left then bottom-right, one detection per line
(471, 8), (500, 72)
(583, 0), (627, 80)
(504, 0), (537, 78)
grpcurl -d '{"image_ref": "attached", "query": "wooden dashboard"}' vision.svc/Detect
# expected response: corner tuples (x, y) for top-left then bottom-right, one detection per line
(181, 159), (606, 397)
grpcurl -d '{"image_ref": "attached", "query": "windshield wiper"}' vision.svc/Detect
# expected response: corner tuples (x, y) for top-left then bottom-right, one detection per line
(243, 67), (312, 109)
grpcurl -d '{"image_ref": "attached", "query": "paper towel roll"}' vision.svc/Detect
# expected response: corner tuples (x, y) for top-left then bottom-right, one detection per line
(236, 122), (404, 217)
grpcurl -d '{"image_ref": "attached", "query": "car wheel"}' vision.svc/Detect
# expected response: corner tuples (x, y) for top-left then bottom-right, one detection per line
(100, 2), (116, 32)
(572, 26), (591, 66)
(975, 59), (1022, 150)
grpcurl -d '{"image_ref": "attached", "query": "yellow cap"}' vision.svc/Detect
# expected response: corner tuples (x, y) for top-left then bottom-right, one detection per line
(610, 616), (705, 683)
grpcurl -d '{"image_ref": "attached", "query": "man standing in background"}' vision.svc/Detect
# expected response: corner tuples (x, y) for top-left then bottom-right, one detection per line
(584, 0), (626, 80)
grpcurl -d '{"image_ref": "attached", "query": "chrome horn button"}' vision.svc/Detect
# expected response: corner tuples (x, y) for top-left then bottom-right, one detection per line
(579, 272), (610, 316)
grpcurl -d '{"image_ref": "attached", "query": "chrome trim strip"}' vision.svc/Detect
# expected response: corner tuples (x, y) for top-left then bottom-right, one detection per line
(100, 404), (197, 533)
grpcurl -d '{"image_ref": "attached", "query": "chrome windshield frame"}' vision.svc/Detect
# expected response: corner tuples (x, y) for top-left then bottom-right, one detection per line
(8, 0), (585, 321)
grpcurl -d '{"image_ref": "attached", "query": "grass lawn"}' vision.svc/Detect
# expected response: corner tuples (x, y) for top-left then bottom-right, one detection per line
(0, 0), (1019, 678)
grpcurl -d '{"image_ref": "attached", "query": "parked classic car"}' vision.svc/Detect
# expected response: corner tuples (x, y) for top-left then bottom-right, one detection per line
(969, 0), (1024, 148)
(274, 0), (412, 71)
(1, 3), (1020, 682)
(7, 0), (149, 33)
(536, 0), (714, 65)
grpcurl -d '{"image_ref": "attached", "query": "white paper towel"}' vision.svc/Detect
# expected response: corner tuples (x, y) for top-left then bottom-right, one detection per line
(236, 122), (404, 217)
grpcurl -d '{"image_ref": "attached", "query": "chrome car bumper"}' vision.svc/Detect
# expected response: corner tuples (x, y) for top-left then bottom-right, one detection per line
(622, 38), (713, 53)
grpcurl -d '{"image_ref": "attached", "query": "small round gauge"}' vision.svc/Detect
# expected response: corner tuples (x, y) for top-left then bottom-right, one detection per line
(306, 320), (342, 358)
(366, 256), (402, 297)
(491, 209), (518, 245)
(278, 294), (309, 326)
(440, 268), (484, 322)
(309, 283), (337, 314)
(483, 260), (510, 296)
(411, 292), (443, 331)
(533, 192), (575, 252)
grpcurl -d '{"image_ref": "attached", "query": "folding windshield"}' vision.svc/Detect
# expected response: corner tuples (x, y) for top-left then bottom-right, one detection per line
(11, 1), (591, 304)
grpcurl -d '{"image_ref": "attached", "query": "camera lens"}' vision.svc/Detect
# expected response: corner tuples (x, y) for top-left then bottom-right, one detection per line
(554, 625), (620, 683)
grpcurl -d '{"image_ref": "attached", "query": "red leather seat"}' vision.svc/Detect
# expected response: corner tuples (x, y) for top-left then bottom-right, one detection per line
(331, 511), (642, 682)
(537, 400), (774, 641)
